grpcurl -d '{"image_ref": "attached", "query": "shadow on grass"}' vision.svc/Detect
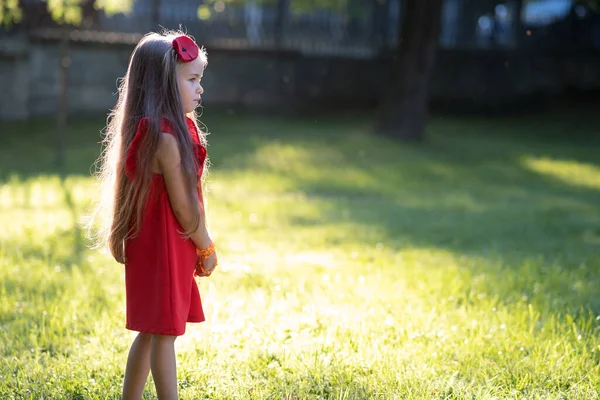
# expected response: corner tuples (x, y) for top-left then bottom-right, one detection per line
(0, 112), (267, 182)
(0, 116), (105, 181)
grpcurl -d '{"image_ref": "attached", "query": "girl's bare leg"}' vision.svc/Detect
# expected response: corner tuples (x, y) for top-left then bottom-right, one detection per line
(150, 334), (178, 400)
(122, 332), (152, 400)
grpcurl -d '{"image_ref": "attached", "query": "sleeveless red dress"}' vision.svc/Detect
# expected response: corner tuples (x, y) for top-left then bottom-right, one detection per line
(123, 116), (206, 336)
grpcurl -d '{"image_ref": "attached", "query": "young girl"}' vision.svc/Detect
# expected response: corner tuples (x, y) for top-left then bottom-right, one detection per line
(89, 31), (217, 400)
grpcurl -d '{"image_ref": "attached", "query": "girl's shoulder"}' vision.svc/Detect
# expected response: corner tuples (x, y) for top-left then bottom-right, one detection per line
(125, 116), (205, 180)
(135, 117), (176, 136)
(124, 117), (173, 180)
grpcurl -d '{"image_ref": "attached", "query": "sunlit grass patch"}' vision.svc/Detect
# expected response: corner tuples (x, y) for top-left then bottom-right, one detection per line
(522, 156), (600, 190)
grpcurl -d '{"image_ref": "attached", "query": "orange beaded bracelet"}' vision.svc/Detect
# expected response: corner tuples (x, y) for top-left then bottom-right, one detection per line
(196, 242), (215, 259)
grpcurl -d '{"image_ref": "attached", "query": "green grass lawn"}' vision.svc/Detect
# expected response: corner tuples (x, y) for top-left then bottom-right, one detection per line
(0, 110), (599, 399)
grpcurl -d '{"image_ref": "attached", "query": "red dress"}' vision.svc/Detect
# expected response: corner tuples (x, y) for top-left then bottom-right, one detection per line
(124, 116), (206, 336)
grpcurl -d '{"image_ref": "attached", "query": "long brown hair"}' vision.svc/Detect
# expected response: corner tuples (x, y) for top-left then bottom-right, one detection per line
(87, 30), (208, 263)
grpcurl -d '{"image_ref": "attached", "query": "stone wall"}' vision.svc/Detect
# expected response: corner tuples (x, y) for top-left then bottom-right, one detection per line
(0, 36), (30, 120)
(1, 33), (600, 120)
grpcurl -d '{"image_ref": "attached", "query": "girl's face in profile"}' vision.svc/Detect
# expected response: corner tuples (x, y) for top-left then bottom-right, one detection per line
(177, 56), (205, 114)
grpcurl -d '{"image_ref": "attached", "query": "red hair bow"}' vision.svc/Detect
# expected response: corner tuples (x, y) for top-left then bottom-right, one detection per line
(172, 36), (199, 62)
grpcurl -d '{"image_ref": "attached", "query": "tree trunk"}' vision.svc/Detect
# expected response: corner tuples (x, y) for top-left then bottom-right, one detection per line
(375, 0), (444, 141)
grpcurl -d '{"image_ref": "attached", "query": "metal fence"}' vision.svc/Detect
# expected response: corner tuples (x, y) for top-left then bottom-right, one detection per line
(97, 0), (399, 57)
(98, 0), (600, 55)
(3, 0), (600, 56)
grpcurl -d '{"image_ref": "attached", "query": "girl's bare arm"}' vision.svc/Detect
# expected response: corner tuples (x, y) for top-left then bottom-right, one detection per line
(156, 133), (212, 249)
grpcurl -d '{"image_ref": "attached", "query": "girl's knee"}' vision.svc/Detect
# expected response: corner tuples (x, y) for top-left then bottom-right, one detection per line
(136, 332), (152, 343)
(151, 334), (177, 344)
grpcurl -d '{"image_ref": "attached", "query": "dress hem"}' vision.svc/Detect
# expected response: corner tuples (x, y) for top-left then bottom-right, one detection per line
(126, 317), (206, 336)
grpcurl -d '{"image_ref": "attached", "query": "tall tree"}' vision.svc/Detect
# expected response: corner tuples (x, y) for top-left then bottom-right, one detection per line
(375, 0), (444, 141)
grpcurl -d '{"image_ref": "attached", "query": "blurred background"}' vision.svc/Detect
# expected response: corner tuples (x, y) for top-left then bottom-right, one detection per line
(0, 0), (599, 123)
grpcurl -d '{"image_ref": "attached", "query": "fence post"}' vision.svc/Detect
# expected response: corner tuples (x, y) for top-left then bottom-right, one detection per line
(513, 0), (524, 48)
(275, 0), (288, 49)
(56, 29), (70, 171)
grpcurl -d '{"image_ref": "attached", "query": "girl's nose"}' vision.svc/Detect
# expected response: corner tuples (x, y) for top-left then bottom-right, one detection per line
(198, 84), (204, 95)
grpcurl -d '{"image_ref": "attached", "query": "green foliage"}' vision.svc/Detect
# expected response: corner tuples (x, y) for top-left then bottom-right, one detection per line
(0, 111), (599, 398)
(289, 0), (349, 14)
(0, 0), (373, 28)
(46, 0), (86, 26)
(94, 0), (134, 16)
(0, 0), (23, 27)
(0, 0), (133, 27)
